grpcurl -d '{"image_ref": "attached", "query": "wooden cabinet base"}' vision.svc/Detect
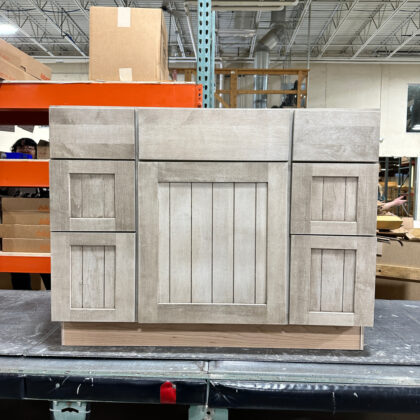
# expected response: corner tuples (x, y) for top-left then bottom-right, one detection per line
(62, 323), (364, 350)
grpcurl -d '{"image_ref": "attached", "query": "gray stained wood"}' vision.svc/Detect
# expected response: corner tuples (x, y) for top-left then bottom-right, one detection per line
(289, 235), (376, 327)
(138, 162), (289, 324)
(293, 109), (380, 162)
(49, 106), (135, 159)
(51, 232), (136, 322)
(137, 108), (293, 161)
(291, 163), (378, 236)
(50, 160), (135, 232)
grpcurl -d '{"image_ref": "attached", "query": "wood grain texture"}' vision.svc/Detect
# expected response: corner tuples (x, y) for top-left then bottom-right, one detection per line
(50, 160), (135, 232)
(50, 106), (135, 159)
(138, 162), (289, 324)
(289, 235), (376, 327)
(291, 163), (377, 236)
(51, 232), (136, 322)
(138, 108), (293, 161)
(62, 322), (363, 350)
(158, 183), (170, 304)
(293, 109), (380, 162)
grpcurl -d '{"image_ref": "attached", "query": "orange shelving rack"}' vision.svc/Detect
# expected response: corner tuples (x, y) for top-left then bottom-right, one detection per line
(0, 81), (202, 273)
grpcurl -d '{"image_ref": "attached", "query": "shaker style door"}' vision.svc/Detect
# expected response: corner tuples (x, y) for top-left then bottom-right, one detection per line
(51, 232), (135, 322)
(291, 163), (377, 236)
(289, 235), (376, 327)
(138, 162), (289, 324)
(50, 160), (135, 232)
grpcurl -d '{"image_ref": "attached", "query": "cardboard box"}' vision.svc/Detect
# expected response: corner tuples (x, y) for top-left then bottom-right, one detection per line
(2, 211), (50, 225)
(37, 140), (50, 159)
(0, 57), (38, 81)
(2, 198), (49, 212)
(0, 38), (51, 80)
(89, 7), (169, 81)
(0, 224), (50, 239)
(3, 238), (50, 253)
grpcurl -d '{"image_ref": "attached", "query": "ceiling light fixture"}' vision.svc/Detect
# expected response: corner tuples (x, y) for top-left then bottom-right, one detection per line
(0, 23), (19, 35)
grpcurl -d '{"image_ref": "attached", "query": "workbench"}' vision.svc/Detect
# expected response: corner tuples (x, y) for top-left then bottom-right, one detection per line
(0, 290), (419, 418)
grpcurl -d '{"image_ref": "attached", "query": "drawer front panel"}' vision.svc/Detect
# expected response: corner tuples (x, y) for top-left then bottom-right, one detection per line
(51, 232), (136, 322)
(50, 160), (135, 232)
(290, 235), (376, 326)
(50, 106), (135, 159)
(291, 163), (377, 235)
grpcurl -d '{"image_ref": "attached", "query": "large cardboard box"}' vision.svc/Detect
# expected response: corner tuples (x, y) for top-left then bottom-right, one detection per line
(0, 38), (51, 80)
(2, 211), (50, 225)
(3, 238), (50, 253)
(0, 224), (50, 239)
(89, 7), (169, 81)
(0, 57), (38, 81)
(2, 198), (49, 212)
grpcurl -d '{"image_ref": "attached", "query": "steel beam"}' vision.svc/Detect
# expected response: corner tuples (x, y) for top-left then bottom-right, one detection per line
(285, 0), (312, 56)
(317, 0), (360, 58)
(249, 10), (262, 58)
(25, 0), (88, 56)
(344, 0), (410, 58)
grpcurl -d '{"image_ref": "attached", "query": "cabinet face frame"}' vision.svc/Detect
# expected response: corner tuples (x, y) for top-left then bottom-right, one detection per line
(50, 160), (135, 232)
(51, 232), (136, 322)
(289, 235), (376, 327)
(291, 163), (378, 236)
(138, 162), (289, 324)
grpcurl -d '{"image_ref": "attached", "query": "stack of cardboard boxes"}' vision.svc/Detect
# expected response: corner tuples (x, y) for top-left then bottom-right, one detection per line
(0, 38), (51, 81)
(0, 198), (50, 253)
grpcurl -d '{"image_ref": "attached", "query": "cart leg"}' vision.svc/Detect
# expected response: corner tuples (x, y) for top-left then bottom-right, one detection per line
(189, 405), (228, 420)
(50, 401), (90, 420)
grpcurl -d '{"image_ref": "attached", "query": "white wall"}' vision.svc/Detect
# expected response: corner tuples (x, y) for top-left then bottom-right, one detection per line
(307, 63), (420, 157)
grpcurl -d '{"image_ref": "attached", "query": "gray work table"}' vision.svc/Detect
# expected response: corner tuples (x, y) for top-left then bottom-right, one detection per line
(0, 290), (419, 412)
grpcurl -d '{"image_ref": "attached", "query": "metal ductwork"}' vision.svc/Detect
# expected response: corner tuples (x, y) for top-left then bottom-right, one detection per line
(254, 8), (287, 108)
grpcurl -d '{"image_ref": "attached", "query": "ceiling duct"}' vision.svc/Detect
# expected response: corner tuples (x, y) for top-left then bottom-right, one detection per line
(254, 8), (287, 108)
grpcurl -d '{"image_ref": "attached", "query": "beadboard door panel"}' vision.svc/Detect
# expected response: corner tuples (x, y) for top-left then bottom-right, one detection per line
(51, 232), (136, 322)
(50, 160), (135, 232)
(138, 162), (289, 324)
(293, 109), (380, 162)
(137, 108), (292, 161)
(289, 235), (376, 327)
(291, 163), (377, 236)
(50, 106), (135, 159)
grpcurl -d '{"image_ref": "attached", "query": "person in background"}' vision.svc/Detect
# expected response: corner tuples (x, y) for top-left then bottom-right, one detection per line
(377, 196), (407, 215)
(1, 138), (51, 290)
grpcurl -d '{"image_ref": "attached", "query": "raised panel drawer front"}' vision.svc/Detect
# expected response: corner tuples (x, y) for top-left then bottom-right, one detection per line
(49, 106), (135, 159)
(293, 109), (380, 162)
(50, 160), (135, 232)
(51, 232), (135, 322)
(138, 162), (289, 324)
(291, 163), (378, 235)
(289, 235), (376, 327)
(137, 108), (292, 161)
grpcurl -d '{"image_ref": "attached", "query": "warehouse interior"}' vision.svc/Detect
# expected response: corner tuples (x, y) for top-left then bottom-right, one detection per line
(0, 0), (420, 419)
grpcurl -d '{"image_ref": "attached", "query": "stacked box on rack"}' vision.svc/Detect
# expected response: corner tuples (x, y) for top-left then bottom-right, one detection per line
(1, 198), (50, 253)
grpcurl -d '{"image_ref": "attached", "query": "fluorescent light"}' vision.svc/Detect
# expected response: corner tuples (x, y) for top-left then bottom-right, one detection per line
(0, 24), (18, 35)
(411, 124), (420, 131)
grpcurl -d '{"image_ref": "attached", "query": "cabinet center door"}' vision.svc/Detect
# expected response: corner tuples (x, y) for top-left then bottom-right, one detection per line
(139, 162), (289, 324)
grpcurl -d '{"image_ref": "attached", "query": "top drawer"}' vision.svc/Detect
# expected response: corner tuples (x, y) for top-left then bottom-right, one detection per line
(137, 108), (293, 161)
(50, 106), (135, 159)
(293, 109), (380, 162)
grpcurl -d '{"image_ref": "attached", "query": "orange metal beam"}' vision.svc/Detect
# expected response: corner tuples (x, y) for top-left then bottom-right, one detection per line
(0, 82), (203, 124)
(0, 160), (49, 187)
(0, 253), (50, 273)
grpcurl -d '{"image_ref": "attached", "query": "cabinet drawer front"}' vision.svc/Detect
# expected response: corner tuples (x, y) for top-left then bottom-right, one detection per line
(50, 160), (135, 232)
(290, 235), (376, 327)
(139, 162), (289, 324)
(51, 232), (136, 322)
(50, 106), (135, 159)
(137, 108), (292, 161)
(291, 163), (377, 236)
(293, 109), (380, 162)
